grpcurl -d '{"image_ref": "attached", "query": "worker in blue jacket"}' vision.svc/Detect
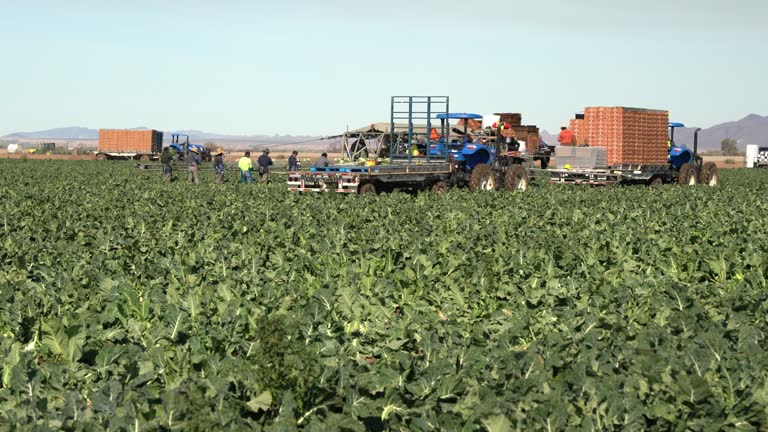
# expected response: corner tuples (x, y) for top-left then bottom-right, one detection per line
(213, 148), (225, 183)
(257, 149), (273, 183)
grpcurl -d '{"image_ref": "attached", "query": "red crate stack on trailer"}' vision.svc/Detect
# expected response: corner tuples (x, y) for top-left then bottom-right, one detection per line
(582, 107), (668, 166)
(569, 118), (587, 145)
(98, 129), (163, 154)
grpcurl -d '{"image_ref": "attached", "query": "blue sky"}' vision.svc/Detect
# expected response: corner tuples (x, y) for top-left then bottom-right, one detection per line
(1, 0), (766, 136)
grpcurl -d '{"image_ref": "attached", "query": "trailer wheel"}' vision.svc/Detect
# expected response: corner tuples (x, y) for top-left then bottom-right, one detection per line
(699, 162), (719, 187)
(139, 155), (150, 161)
(359, 183), (376, 194)
(648, 177), (663, 187)
(95, 153), (107, 161)
(431, 181), (449, 194)
(469, 164), (496, 191)
(503, 165), (529, 191)
(678, 164), (697, 186)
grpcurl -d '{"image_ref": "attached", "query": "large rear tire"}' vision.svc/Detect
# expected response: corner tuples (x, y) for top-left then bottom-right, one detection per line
(359, 183), (376, 194)
(503, 164), (529, 191)
(678, 163), (697, 186)
(431, 181), (448, 194)
(469, 164), (496, 191)
(699, 162), (719, 187)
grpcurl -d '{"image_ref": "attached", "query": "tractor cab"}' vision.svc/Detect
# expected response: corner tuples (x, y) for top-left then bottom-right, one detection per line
(428, 113), (496, 171)
(668, 122), (697, 169)
(168, 133), (211, 162)
(168, 133), (191, 156)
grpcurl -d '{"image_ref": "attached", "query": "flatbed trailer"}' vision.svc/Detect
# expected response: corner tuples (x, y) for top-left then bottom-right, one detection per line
(287, 161), (455, 193)
(541, 163), (682, 187)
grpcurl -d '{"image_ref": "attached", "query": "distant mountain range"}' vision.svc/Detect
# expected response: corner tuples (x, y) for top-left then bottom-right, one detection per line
(4, 114), (766, 152)
(540, 113), (767, 152)
(3, 127), (321, 141)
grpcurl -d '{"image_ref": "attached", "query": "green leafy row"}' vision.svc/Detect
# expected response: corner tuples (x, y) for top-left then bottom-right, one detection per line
(1, 161), (767, 431)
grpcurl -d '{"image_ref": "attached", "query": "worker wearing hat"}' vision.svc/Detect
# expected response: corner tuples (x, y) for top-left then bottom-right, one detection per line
(160, 146), (174, 183)
(288, 150), (299, 172)
(257, 148), (273, 184)
(213, 148), (225, 183)
(187, 147), (202, 186)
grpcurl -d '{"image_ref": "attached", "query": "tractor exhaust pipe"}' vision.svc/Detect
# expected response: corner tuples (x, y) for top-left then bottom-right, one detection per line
(693, 127), (701, 156)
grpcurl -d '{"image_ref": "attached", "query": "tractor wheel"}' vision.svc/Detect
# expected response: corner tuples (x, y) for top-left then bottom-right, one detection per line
(359, 183), (376, 194)
(648, 177), (663, 187)
(469, 164), (496, 191)
(678, 163), (697, 186)
(699, 162), (719, 187)
(431, 181), (449, 194)
(95, 153), (107, 161)
(503, 165), (529, 191)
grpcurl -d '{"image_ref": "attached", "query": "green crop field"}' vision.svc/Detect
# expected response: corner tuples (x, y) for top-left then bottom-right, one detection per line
(1, 161), (767, 431)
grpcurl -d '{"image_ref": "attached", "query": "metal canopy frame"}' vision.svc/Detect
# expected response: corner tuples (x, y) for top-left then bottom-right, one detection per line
(390, 96), (449, 163)
(340, 130), (386, 161)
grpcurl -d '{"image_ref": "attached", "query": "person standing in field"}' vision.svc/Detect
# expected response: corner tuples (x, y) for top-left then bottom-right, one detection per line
(187, 147), (201, 185)
(288, 150), (299, 171)
(257, 148), (273, 183)
(314, 152), (331, 168)
(160, 147), (174, 182)
(238, 151), (254, 184)
(558, 126), (576, 146)
(213, 148), (225, 183)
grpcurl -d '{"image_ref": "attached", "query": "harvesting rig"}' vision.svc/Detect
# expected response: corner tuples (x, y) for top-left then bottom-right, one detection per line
(287, 97), (719, 193)
(546, 123), (719, 187)
(286, 96), (550, 193)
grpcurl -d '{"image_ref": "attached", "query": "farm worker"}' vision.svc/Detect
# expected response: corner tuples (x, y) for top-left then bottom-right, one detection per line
(238, 151), (254, 184)
(187, 147), (201, 186)
(314, 152), (331, 168)
(257, 149), (273, 184)
(160, 147), (174, 182)
(213, 148), (225, 183)
(558, 126), (576, 146)
(288, 150), (299, 171)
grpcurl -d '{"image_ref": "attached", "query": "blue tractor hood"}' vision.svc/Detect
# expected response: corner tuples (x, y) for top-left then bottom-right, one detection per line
(459, 143), (495, 170)
(669, 146), (694, 168)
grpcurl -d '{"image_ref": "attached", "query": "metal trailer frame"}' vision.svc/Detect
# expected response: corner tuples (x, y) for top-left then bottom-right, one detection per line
(287, 162), (455, 193)
(538, 164), (674, 186)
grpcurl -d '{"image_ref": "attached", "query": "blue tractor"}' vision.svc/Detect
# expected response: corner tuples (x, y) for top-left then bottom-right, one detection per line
(167, 133), (211, 162)
(666, 123), (718, 186)
(428, 113), (496, 170)
(609, 122), (718, 187)
(424, 112), (530, 191)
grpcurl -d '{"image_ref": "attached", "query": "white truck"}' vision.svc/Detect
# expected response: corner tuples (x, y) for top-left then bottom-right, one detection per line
(745, 144), (768, 168)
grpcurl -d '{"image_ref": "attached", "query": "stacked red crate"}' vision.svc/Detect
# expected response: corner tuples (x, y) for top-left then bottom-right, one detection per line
(569, 118), (586, 145)
(98, 129), (159, 153)
(582, 107), (668, 166)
